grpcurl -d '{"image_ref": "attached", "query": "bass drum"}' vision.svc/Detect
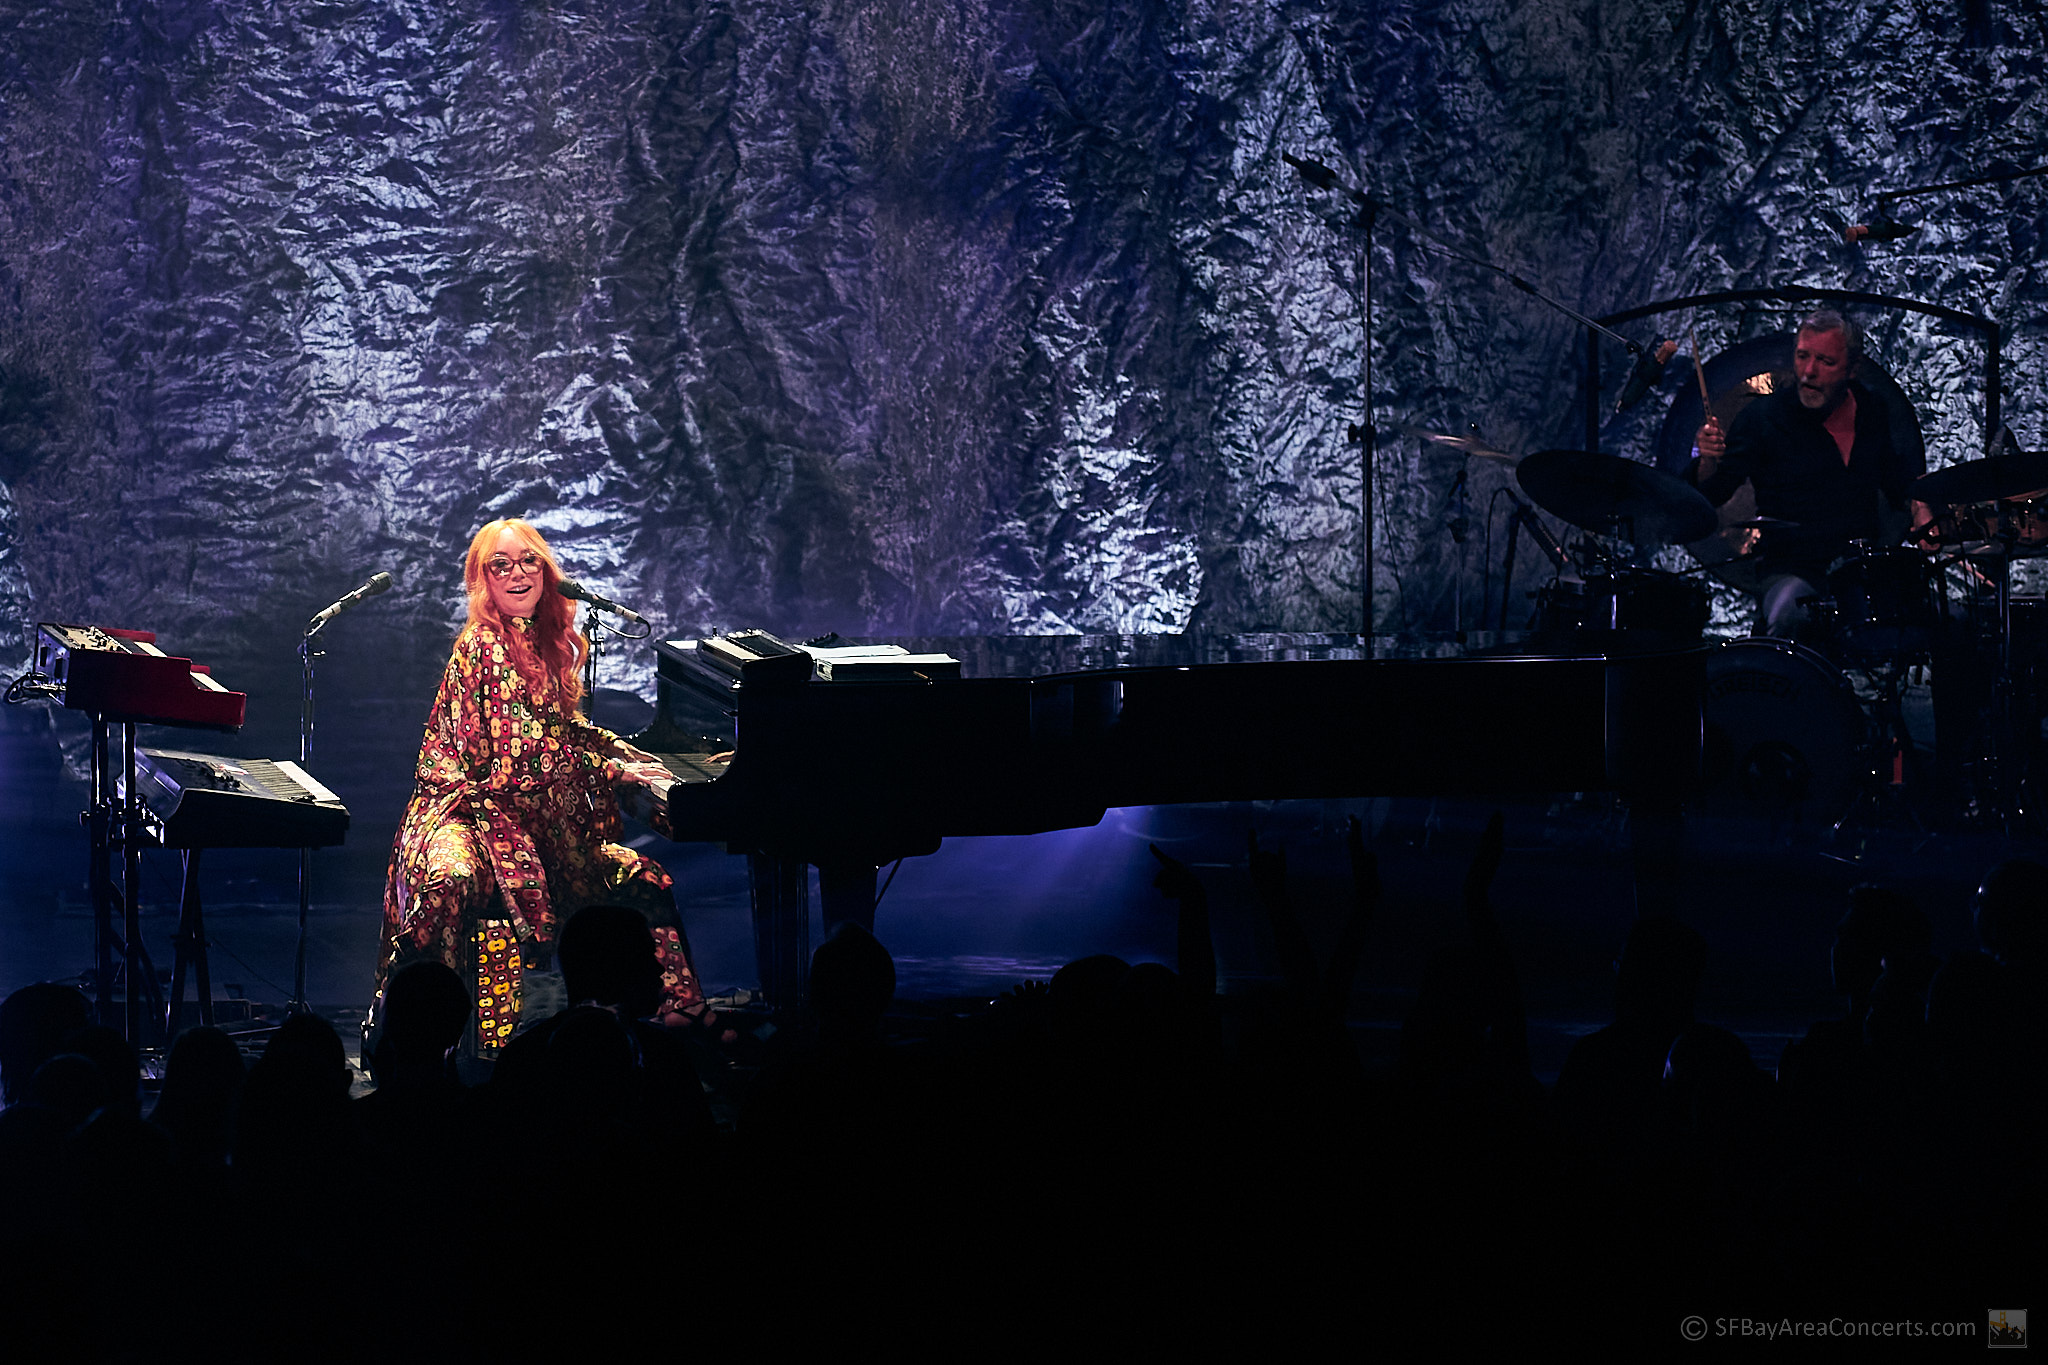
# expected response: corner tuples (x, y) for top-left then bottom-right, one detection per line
(1537, 568), (1710, 641)
(1700, 639), (1868, 823)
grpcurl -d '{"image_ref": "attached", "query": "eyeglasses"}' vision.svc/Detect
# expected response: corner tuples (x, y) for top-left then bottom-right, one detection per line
(485, 552), (544, 580)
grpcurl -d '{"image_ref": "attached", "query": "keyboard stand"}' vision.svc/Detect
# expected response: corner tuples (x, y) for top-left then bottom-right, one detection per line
(165, 849), (216, 1035)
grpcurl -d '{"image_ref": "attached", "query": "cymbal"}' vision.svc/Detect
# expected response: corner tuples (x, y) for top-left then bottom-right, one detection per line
(1911, 452), (2048, 507)
(1951, 539), (2048, 561)
(1516, 449), (1719, 545)
(1728, 516), (1799, 530)
(1397, 423), (1516, 463)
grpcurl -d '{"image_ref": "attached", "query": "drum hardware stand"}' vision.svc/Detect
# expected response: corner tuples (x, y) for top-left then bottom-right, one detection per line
(1496, 487), (1570, 631)
(1443, 463), (1471, 640)
(1829, 661), (1931, 844)
(1927, 534), (2043, 833)
(1980, 536), (2045, 833)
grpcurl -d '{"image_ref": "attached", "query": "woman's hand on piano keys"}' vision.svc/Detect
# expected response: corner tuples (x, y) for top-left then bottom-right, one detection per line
(620, 759), (677, 789)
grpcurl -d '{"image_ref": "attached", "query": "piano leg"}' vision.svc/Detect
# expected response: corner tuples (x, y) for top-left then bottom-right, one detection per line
(818, 863), (877, 937)
(747, 854), (811, 1007)
(120, 721), (148, 1045)
(1627, 797), (1687, 918)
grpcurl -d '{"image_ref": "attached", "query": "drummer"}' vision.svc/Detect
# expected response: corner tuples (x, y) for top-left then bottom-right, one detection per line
(1690, 310), (1923, 636)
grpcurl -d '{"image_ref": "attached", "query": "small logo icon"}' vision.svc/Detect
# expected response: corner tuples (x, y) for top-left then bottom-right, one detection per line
(1680, 1317), (1707, 1342)
(1990, 1310), (2027, 1349)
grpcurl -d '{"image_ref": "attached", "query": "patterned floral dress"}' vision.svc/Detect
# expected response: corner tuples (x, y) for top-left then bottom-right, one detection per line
(376, 617), (701, 1051)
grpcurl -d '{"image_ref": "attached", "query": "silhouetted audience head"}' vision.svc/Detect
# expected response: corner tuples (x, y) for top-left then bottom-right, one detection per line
(375, 961), (471, 1073)
(1927, 950), (2003, 1056)
(1109, 961), (1198, 1065)
(1613, 914), (1707, 1031)
(259, 1011), (354, 1095)
(1974, 860), (2048, 968)
(54, 1025), (142, 1122)
(558, 905), (663, 1018)
(152, 1027), (245, 1165)
(25, 1052), (108, 1129)
(541, 1005), (638, 1120)
(0, 983), (93, 1106)
(1833, 885), (1931, 1002)
(1663, 1024), (1769, 1135)
(235, 1013), (357, 1184)
(1047, 953), (1130, 1053)
(810, 923), (895, 1039)
(1402, 945), (1490, 1080)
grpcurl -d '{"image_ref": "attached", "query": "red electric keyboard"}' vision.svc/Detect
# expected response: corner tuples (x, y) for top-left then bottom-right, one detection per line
(32, 623), (246, 731)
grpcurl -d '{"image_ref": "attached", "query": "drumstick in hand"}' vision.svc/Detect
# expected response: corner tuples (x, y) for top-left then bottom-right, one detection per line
(1688, 318), (1712, 411)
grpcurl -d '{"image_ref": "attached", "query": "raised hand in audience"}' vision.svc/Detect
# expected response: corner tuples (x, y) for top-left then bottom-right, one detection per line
(1323, 815), (1378, 1017)
(1150, 843), (1216, 998)
(1464, 809), (1506, 943)
(1246, 830), (1319, 1002)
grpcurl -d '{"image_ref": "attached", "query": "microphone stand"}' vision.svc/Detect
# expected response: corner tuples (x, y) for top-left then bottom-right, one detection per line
(582, 609), (607, 725)
(289, 624), (321, 1016)
(1855, 163), (2048, 240)
(1284, 154), (1381, 637)
(1284, 153), (1641, 639)
(1444, 464), (1471, 640)
(579, 604), (653, 725)
(1358, 194), (1378, 639)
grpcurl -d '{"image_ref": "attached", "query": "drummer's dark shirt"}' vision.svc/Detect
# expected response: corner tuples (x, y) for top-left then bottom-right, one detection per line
(1687, 380), (1920, 577)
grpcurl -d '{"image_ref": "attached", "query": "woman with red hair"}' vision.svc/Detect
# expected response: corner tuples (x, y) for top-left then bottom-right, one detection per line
(374, 518), (702, 1053)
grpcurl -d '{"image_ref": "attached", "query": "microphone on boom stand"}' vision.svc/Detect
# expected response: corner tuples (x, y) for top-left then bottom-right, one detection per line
(556, 577), (649, 626)
(306, 571), (393, 634)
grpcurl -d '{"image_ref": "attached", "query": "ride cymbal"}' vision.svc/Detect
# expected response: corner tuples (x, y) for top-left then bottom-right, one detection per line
(1516, 449), (1718, 545)
(1911, 452), (2048, 507)
(1397, 423), (1517, 463)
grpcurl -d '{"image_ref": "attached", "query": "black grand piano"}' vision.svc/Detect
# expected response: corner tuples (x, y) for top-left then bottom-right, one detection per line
(623, 630), (1705, 1003)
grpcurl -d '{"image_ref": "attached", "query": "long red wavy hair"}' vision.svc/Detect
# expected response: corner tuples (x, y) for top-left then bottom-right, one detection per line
(463, 518), (587, 704)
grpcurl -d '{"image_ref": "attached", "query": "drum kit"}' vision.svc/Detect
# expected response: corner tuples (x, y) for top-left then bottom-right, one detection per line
(1416, 428), (2048, 831)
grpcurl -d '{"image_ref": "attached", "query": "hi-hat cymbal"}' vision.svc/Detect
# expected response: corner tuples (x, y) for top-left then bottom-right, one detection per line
(1397, 423), (1516, 463)
(1516, 449), (1718, 546)
(1911, 452), (2048, 507)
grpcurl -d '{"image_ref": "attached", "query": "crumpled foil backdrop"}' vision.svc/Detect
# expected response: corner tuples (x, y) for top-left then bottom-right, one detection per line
(1, 0), (2045, 846)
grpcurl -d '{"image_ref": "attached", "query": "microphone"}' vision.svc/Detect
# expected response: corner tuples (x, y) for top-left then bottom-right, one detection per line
(1844, 217), (1916, 244)
(1614, 338), (1679, 412)
(1442, 465), (1471, 544)
(557, 577), (648, 626)
(306, 571), (392, 633)
(1281, 151), (1339, 191)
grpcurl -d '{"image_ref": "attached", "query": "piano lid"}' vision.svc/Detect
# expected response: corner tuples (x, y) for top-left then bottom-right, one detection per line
(771, 631), (1620, 678)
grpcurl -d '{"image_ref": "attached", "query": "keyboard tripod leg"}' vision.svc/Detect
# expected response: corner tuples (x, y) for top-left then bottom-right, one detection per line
(165, 850), (213, 1036)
